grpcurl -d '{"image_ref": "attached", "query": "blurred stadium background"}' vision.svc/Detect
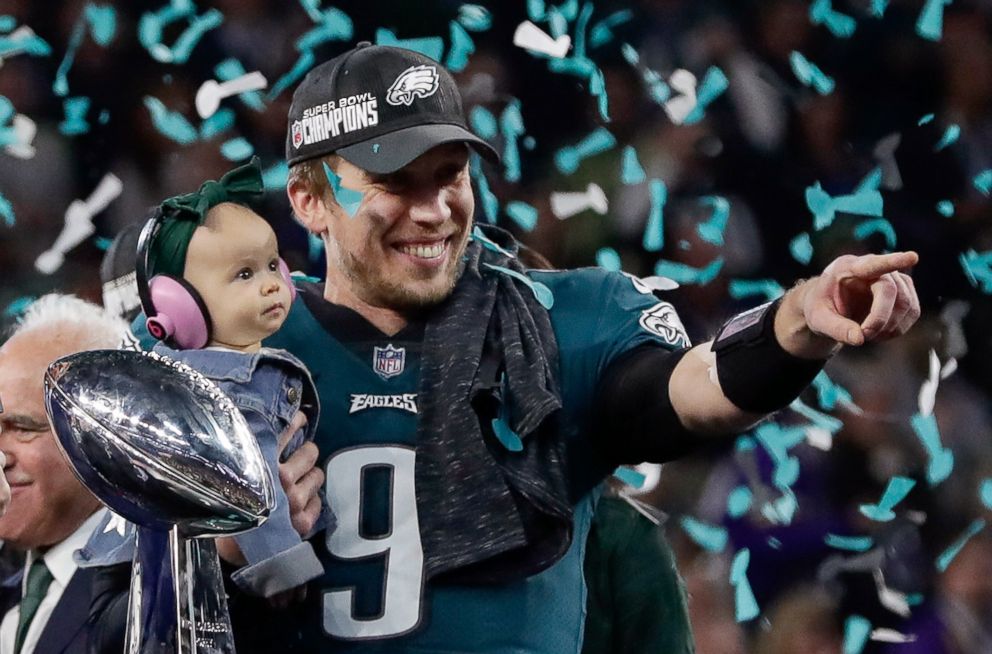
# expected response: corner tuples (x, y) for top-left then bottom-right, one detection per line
(2, 0), (992, 652)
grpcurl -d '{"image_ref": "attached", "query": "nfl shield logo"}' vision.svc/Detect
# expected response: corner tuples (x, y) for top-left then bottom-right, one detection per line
(373, 344), (406, 380)
(291, 121), (304, 149)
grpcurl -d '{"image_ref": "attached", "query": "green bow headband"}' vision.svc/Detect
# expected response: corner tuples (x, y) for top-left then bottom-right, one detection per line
(148, 156), (265, 279)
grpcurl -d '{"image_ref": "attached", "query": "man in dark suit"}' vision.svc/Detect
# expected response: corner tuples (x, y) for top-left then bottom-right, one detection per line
(0, 294), (131, 654)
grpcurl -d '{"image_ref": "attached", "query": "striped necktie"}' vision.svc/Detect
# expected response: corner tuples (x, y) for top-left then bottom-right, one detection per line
(13, 558), (53, 654)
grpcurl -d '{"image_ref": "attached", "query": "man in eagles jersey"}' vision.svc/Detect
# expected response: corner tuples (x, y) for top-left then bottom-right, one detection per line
(93, 42), (921, 653)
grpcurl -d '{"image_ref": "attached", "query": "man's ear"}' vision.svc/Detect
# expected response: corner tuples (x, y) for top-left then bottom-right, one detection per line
(287, 180), (331, 234)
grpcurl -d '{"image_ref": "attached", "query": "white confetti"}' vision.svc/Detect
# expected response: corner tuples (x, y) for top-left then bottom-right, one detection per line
(4, 114), (37, 159)
(870, 628), (917, 643)
(550, 182), (608, 219)
(663, 68), (697, 125)
(195, 71), (267, 119)
(36, 173), (123, 274)
(873, 568), (911, 618)
(918, 349), (940, 416)
(513, 20), (571, 59)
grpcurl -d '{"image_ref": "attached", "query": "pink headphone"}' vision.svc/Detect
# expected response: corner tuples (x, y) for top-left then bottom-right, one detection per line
(135, 214), (297, 350)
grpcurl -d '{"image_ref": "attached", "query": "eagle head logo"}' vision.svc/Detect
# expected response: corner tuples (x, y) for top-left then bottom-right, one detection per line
(386, 65), (440, 107)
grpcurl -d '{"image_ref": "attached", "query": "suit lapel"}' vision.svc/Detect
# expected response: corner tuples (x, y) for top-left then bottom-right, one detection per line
(33, 567), (95, 654)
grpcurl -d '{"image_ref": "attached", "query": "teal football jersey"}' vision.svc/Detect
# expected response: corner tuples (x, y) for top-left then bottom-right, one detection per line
(263, 267), (688, 654)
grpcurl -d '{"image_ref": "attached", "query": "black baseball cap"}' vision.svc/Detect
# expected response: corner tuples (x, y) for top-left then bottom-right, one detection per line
(286, 42), (499, 173)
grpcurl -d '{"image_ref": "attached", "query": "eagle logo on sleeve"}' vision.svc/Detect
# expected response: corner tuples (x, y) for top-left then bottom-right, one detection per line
(639, 301), (690, 347)
(386, 65), (440, 106)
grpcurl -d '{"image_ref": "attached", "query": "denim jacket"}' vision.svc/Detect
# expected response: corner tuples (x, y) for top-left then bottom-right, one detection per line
(77, 344), (328, 599)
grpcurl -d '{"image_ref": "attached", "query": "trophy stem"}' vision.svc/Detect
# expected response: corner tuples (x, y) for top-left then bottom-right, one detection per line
(125, 526), (237, 653)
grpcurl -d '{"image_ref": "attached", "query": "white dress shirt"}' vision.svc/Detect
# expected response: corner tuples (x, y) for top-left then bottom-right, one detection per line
(0, 509), (105, 654)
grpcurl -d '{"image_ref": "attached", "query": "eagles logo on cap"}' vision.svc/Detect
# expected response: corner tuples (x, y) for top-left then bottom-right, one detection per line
(386, 65), (440, 106)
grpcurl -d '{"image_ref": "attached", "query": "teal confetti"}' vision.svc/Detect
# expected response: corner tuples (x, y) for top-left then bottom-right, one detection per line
(812, 371), (853, 411)
(0, 191), (14, 226)
(728, 279), (784, 302)
(589, 67), (610, 122)
(620, 146), (646, 185)
(936, 519), (985, 572)
(499, 99), (525, 182)
(871, 0), (889, 18)
(809, 0), (857, 38)
(918, 113), (935, 125)
(853, 218), (897, 250)
(199, 108), (235, 139)
(681, 516), (728, 552)
(937, 200), (954, 217)
(505, 201), (538, 231)
(727, 486), (752, 518)
(859, 475), (916, 522)
(554, 127), (616, 175)
(457, 5), (492, 31)
(682, 66), (729, 125)
(58, 96), (90, 135)
(214, 59), (265, 111)
(170, 9), (222, 64)
(296, 8), (353, 51)
(843, 615), (871, 654)
(982, 479), (992, 510)
(3, 296), (35, 318)
(730, 548), (760, 622)
(472, 155), (499, 223)
(482, 264), (554, 308)
(290, 272), (322, 284)
(307, 232), (324, 263)
(767, 536), (783, 550)
(469, 106), (498, 139)
(825, 534), (874, 552)
(556, 0), (579, 22)
(790, 232), (813, 264)
(806, 179), (883, 230)
(471, 225), (515, 257)
(323, 161), (363, 217)
(523, 136), (536, 150)
(760, 492), (797, 527)
(98, 109), (109, 124)
(375, 28), (444, 62)
(446, 21), (474, 72)
(84, 4), (117, 46)
(596, 247), (622, 271)
(491, 417), (523, 451)
(526, 0), (546, 22)
(143, 96), (197, 144)
(589, 10), (633, 48)
(654, 257), (724, 285)
(613, 466), (645, 489)
(262, 161), (289, 191)
(298, 0), (323, 23)
(53, 12), (87, 96)
(934, 124), (960, 151)
(642, 179), (667, 251)
(973, 169), (992, 196)
(911, 412), (954, 485)
(548, 55), (597, 80)
(0, 16), (15, 31)
(960, 249), (992, 293)
(790, 398), (845, 434)
(0, 26), (51, 58)
(697, 196), (730, 246)
(789, 51), (835, 95)
(572, 1), (594, 60)
(268, 51), (316, 101)
(547, 6), (568, 39)
(93, 236), (112, 251)
(917, 0), (953, 42)
(373, 144), (380, 153)
(220, 137), (254, 161)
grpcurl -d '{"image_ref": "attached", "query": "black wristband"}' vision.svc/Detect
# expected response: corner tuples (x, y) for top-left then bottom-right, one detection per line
(713, 298), (828, 413)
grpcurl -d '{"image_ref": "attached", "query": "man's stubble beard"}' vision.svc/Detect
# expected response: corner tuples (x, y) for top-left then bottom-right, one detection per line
(328, 234), (467, 312)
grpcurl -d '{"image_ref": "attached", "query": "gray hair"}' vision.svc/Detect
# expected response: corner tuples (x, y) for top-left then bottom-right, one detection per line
(12, 293), (131, 350)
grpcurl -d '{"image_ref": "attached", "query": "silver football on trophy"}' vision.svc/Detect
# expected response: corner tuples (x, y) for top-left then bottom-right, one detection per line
(44, 348), (274, 537)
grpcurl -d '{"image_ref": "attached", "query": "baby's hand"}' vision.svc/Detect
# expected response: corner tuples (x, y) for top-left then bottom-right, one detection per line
(278, 411), (324, 538)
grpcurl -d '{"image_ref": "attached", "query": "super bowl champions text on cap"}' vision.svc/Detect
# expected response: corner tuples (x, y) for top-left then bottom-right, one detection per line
(292, 92), (379, 149)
